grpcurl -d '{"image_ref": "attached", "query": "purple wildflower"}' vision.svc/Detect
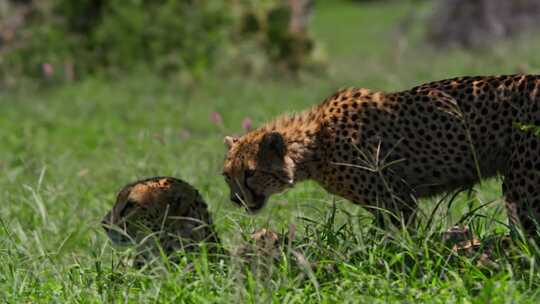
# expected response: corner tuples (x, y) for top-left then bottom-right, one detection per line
(210, 112), (223, 125)
(242, 117), (253, 132)
(42, 63), (54, 77)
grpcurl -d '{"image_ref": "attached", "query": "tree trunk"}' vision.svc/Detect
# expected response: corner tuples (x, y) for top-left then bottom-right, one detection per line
(427, 0), (540, 48)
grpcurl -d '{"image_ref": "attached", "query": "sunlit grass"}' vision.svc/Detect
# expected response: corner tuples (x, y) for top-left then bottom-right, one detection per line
(2, 1), (540, 302)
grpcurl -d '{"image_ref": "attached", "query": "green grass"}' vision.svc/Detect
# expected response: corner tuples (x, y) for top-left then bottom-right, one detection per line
(3, 1), (540, 302)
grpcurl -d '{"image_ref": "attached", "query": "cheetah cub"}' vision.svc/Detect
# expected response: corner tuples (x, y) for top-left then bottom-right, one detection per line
(102, 177), (221, 266)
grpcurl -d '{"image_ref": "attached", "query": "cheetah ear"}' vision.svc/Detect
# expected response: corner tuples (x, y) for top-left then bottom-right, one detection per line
(259, 132), (286, 160)
(224, 136), (238, 149)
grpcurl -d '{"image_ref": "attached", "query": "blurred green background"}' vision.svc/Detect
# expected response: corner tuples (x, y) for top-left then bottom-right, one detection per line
(2, 0), (540, 302)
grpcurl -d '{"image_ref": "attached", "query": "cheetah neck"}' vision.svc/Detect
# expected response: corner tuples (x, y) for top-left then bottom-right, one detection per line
(285, 134), (321, 183)
(260, 107), (325, 183)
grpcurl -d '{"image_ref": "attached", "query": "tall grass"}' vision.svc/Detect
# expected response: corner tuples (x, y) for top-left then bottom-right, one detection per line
(2, 1), (540, 302)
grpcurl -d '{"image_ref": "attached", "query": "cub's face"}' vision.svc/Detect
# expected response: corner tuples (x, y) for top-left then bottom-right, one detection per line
(222, 131), (294, 212)
(101, 177), (201, 246)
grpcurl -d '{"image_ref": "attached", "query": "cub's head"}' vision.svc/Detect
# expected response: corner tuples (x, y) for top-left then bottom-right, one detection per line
(101, 177), (217, 248)
(222, 131), (295, 212)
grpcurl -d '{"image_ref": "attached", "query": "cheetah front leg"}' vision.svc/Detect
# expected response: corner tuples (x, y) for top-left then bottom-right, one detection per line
(503, 129), (540, 240)
(368, 174), (418, 230)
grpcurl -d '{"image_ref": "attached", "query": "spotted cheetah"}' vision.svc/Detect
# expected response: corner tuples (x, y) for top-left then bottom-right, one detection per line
(102, 177), (221, 266)
(222, 74), (540, 237)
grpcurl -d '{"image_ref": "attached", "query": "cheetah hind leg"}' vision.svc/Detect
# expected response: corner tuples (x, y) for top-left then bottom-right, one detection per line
(503, 129), (540, 241)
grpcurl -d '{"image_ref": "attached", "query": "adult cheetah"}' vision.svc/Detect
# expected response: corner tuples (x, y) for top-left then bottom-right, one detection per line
(222, 74), (540, 237)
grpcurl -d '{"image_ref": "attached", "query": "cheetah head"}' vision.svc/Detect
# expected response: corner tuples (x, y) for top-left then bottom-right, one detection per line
(101, 177), (215, 248)
(222, 132), (295, 213)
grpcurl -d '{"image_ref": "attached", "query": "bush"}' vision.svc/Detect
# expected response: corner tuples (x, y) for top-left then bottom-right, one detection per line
(232, 0), (322, 75)
(94, 1), (228, 76)
(1, 0), (230, 83)
(0, 0), (323, 86)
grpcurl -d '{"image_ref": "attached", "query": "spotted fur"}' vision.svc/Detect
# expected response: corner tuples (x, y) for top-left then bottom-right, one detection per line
(223, 74), (540, 236)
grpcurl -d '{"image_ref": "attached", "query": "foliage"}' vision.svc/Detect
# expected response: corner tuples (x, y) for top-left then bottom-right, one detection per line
(94, 1), (228, 76)
(515, 123), (540, 137)
(236, 1), (318, 74)
(1, 0), (230, 82)
(0, 0), (322, 85)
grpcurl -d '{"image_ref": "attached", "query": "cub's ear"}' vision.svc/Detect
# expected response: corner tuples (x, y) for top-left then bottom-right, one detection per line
(224, 136), (238, 149)
(259, 132), (286, 160)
